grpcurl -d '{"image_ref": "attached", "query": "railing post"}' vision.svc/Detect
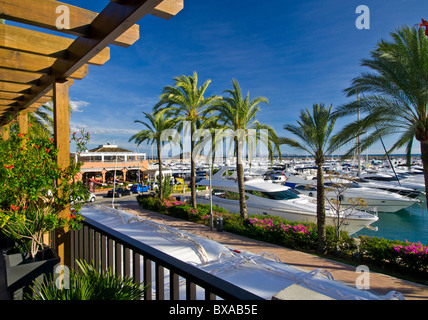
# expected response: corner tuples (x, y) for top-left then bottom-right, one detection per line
(170, 272), (179, 300)
(115, 242), (122, 278)
(155, 263), (164, 300)
(143, 257), (152, 300)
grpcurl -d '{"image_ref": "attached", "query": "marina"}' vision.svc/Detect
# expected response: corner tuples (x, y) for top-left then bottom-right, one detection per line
(2, 0), (428, 302)
(163, 154), (428, 242)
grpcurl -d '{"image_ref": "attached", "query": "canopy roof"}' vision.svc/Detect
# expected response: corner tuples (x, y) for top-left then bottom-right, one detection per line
(0, 0), (183, 126)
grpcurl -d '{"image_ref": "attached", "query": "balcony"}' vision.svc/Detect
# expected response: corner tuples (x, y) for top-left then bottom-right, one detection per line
(66, 217), (263, 300)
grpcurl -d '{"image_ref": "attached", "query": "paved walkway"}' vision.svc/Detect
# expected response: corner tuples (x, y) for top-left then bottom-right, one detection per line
(116, 200), (428, 300)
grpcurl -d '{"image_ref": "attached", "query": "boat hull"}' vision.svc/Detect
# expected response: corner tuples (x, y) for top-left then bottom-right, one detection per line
(197, 195), (378, 235)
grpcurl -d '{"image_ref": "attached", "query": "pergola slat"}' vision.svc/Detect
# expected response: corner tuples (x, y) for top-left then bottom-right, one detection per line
(0, 82), (32, 93)
(0, 68), (44, 85)
(0, 0), (183, 126)
(0, 0), (166, 124)
(0, 24), (110, 66)
(0, 0), (139, 48)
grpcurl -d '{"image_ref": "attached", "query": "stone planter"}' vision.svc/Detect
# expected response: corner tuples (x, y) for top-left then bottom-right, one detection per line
(3, 248), (60, 300)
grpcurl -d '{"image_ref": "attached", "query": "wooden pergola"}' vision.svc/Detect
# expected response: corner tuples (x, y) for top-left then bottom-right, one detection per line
(0, 0), (183, 265)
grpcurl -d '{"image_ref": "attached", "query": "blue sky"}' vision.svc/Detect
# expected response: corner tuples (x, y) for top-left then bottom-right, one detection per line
(64, 0), (428, 156)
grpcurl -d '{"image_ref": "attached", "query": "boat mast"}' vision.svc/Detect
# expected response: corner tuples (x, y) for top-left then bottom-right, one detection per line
(357, 91), (361, 178)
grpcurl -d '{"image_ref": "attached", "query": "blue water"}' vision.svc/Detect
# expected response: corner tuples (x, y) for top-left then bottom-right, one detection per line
(355, 201), (428, 245)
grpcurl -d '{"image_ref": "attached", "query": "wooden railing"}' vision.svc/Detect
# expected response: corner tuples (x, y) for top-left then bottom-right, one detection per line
(69, 217), (264, 300)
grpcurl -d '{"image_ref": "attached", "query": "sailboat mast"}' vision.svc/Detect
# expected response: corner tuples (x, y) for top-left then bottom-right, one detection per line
(357, 91), (361, 177)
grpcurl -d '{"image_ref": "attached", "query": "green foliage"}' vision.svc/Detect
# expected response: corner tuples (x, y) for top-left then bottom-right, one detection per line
(358, 236), (428, 273)
(26, 260), (145, 300)
(158, 176), (172, 199)
(0, 129), (89, 258)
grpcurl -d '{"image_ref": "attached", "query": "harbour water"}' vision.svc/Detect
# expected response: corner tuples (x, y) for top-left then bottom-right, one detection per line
(355, 201), (428, 244)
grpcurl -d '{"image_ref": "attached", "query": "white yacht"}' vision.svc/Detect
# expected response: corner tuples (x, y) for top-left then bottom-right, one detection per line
(283, 172), (419, 213)
(197, 167), (378, 235)
(360, 172), (425, 191)
(355, 177), (424, 200)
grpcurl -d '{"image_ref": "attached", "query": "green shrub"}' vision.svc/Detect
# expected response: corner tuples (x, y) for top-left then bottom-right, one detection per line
(26, 260), (145, 300)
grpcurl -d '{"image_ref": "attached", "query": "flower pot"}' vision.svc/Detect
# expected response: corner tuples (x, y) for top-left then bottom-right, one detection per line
(3, 248), (60, 300)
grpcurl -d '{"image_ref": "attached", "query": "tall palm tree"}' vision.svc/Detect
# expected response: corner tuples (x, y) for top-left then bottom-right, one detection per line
(279, 103), (338, 254)
(206, 79), (280, 221)
(154, 71), (220, 208)
(333, 25), (428, 203)
(129, 110), (179, 200)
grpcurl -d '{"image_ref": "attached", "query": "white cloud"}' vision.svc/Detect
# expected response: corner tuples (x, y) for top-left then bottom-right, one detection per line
(70, 100), (90, 113)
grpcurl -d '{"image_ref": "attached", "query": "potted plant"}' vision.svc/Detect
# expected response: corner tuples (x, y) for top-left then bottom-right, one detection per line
(0, 128), (89, 299)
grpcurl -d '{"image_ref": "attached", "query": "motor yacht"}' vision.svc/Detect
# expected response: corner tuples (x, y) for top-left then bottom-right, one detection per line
(283, 172), (419, 213)
(197, 167), (378, 235)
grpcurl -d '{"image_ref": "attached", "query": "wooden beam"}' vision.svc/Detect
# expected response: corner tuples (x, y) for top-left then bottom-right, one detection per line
(0, 82), (32, 93)
(151, 0), (184, 20)
(0, 0), (139, 47)
(0, 69), (78, 85)
(53, 80), (71, 266)
(0, 92), (23, 100)
(17, 110), (29, 135)
(110, 0), (183, 19)
(0, 100), (16, 107)
(1, 0), (162, 124)
(0, 24), (110, 66)
(0, 47), (56, 73)
(0, 69), (44, 85)
(59, 0), (164, 79)
(1, 124), (9, 141)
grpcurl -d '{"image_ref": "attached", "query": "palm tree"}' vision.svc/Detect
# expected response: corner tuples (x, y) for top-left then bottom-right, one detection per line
(279, 103), (338, 254)
(206, 79), (280, 221)
(333, 25), (428, 203)
(129, 110), (179, 200)
(154, 71), (220, 208)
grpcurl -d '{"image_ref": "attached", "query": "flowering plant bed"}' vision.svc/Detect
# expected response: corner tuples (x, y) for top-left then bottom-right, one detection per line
(0, 129), (88, 258)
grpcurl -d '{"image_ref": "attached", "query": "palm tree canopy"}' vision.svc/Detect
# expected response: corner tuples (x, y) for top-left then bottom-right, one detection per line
(129, 110), (180, 148)
(280, 103), (337, 165)
(154, 71), (220, 129)
(205, 79), (280, 162)
(334, 26), (428, 161)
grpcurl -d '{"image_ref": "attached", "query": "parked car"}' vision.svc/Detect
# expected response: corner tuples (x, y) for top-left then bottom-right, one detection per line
(149, 181), (158, 190)
(71, 191), (96, 204)
(87, 192), (96, 202)
(130, 184), (149, 193)
(107, 187), (131, 198)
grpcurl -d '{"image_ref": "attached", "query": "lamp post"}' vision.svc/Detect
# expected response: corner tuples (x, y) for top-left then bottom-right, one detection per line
(209, 166), (213, 230)
(112, 153), (117, 208)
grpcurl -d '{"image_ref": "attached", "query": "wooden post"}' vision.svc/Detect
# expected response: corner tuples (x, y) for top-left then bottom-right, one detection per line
(17, 111), (29, 135)
(53, 80), (71, 267)
(1, 125), (9, 141)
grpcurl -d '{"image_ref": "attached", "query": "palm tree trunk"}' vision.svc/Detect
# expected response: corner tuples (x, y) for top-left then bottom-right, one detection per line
(190, 129), (197, 208)
(157, 140), (163, 200)
(420, 140), (428, 205)
(236, 143), (248, 221)
(316, 162), (327, 254)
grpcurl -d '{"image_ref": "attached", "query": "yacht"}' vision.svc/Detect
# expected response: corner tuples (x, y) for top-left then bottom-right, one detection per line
(196, 167), (378, 235)
(355, 177), (424, 199)
(283, 172), (420, 213)
(360, 172), (425, 191)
